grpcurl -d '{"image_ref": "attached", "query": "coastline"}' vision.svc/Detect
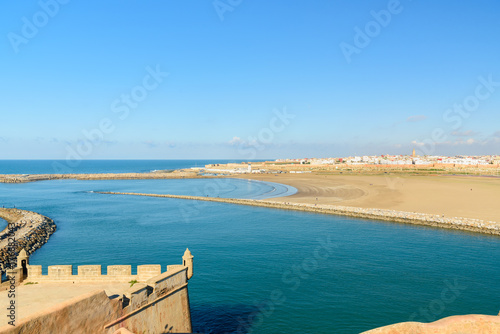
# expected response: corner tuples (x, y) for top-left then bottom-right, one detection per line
(96, 191), (500, 237)
(232, 173), (500, 222)
(0, 209), (56, 276)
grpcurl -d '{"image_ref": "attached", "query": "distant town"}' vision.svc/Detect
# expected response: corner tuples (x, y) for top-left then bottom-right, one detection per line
(202, 152), (500, 176)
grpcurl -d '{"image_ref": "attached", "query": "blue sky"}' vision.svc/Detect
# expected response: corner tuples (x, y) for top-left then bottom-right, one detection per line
(1, 0), (499, 159)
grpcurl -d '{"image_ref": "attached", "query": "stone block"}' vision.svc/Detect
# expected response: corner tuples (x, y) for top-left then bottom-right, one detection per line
(48, 265), (72, 278)
(78, 265), (101, 277)
(28, 265), (42, 278)
(108, 265), (132, 276)
(137, 265), (161, 282)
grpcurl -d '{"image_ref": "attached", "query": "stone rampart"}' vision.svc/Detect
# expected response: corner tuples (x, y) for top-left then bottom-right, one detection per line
(26, 264), (163, 283)
(0, 250), (194, 333)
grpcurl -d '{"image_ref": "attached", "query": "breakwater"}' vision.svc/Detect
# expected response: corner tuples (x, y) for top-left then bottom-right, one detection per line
(97, 192), (500, 236)
(0, 209), (56, 276)
(0, 170), (219, 183)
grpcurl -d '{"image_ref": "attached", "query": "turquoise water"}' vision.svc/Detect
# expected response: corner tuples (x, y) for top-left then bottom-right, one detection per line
(1, 175), (499, 332)
(0, 159), (263, 175)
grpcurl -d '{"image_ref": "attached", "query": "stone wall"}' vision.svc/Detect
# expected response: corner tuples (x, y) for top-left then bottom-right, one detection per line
(0, 266), (192, 333)
(0, 290), (123, 334)
(27, 264), (163, 283)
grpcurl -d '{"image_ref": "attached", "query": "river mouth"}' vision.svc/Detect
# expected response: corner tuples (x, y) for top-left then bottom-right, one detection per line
(0, 178), (499, 333)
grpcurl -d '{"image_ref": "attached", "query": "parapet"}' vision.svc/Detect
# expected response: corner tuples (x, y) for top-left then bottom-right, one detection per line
(22, 248), (194, 284)
(27, 264), (173, 283)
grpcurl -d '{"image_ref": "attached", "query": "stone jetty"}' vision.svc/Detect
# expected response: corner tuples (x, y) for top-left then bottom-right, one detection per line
(0, 209), (56, 276)
(0, 170), (218, 184)
(97, 192), (500, 236)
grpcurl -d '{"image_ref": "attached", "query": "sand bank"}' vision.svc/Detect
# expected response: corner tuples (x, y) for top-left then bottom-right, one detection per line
(233, 173), (500, 222)
(96, 192), (500, 236)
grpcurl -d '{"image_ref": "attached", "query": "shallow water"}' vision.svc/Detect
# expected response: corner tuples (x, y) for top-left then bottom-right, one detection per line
(0, 177), (499, 333)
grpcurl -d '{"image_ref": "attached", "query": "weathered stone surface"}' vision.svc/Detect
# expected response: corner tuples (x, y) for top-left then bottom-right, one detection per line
(362, 314), (500, 333)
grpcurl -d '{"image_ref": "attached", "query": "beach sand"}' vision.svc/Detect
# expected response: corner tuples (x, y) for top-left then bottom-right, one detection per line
(234, 173), (500, 222)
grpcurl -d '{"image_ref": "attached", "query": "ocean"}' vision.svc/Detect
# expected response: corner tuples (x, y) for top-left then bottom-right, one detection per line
(0, 160), (499, 333)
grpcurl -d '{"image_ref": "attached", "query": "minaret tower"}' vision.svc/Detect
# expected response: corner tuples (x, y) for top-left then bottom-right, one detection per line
(182, 248), (194, 280)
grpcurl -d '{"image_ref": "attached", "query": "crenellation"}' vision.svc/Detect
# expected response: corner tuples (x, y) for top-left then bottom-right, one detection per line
(107, 265), (131, 276)
(137, 265), (162, 281)
(78, 265), (102, 277)
(2, 249), (194, 333)
(27, 265), (42, 278)
(48, 265), (72, 278)
(13, 249), (194, 289)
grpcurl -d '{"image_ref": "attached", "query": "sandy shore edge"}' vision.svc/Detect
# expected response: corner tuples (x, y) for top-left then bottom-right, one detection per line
(96, 192), (500, 236)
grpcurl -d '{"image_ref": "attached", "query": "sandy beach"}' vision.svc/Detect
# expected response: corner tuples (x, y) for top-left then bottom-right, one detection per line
(234, 173), (500, 223)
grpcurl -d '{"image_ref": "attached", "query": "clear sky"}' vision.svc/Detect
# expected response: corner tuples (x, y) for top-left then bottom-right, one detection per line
(1, 0), (499, 159)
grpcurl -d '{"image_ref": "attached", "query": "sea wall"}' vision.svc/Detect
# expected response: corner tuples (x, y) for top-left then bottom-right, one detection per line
(97, 192), (500, 236)
(105, 266), (192, 333)
(0, 171), (217, 184)
(0, 209), (56, 276)
(0, 266), (192, 334)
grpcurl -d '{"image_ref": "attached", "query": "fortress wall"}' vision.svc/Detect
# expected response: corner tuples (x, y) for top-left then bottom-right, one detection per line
(137, 265), (162, 282)
(114, 286), (192, 333)
(107, 266), (192, 333)
(0, 290), (123, 334)
(26, 264), (161, 283)
(0, 267), (192, 334)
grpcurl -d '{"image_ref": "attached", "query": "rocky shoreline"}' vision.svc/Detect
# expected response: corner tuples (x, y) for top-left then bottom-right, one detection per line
(97, 191), (500, 236)
(0, 209), (57, 276)
(0, 170), (218, 183)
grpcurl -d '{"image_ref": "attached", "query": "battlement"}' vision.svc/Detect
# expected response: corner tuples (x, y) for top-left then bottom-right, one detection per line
(26, 264), (166, 283)
(1, 249), (195, 333)
(7, 248), (194, 286)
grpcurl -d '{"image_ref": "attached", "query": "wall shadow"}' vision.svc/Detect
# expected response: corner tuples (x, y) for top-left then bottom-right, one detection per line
(191, 303), (260, 334)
